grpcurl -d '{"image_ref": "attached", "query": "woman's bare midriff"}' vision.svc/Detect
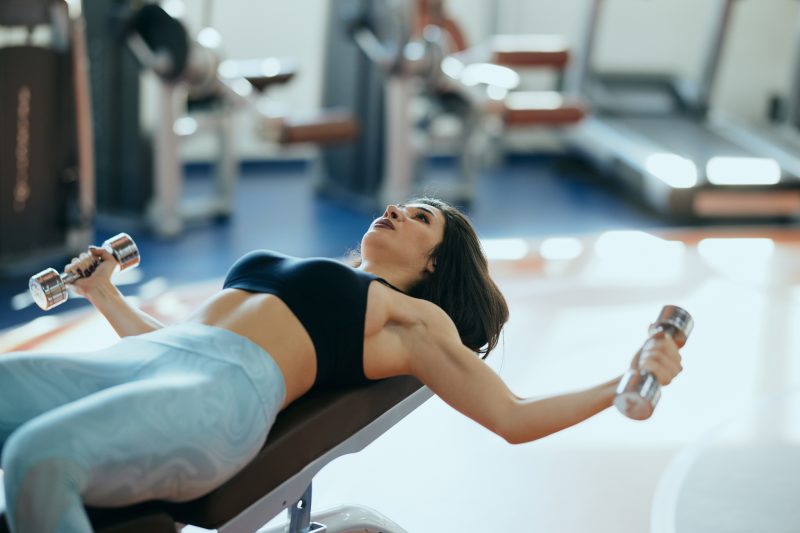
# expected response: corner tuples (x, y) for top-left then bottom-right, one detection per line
(183, 284), (413, 411)
(185, 288), (317, 409)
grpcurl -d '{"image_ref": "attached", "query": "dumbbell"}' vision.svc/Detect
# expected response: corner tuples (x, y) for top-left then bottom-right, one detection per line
(29, 233), (140, 311)
(614, 305), (693, 420)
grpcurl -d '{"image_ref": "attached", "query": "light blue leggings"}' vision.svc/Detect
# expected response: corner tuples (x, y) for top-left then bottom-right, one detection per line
(0, 323), (286, 533)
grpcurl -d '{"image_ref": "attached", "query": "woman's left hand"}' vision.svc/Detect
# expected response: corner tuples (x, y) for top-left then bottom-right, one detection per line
(630, 331), (683, 386)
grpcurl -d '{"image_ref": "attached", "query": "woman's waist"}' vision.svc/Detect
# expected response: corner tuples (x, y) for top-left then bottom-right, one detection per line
(185, 289), (315, 356)
(184, 289), (317, 395)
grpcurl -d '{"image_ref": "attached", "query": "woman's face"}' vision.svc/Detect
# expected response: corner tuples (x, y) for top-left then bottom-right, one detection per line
(361, 203), (445, 275)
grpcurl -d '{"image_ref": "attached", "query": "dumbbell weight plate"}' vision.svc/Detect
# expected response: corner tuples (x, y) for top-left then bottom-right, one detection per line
(105, 233), (140, 269)
(614, 369), (661, 421)
(29, 268), (69, 311)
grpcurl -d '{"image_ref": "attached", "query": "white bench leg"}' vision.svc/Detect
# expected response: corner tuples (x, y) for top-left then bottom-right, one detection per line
(258, 504), (407, 533)
(311, 504), (407, 533)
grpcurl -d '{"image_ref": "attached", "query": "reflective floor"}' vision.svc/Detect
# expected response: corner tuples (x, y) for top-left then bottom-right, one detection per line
(2, 226), (799, 532)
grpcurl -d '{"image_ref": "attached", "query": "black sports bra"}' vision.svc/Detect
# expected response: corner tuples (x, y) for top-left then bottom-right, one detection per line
(222, 250), (399, 388)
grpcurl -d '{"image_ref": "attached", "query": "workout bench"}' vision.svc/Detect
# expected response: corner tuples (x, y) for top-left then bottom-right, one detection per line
(0, 377), (432, 533)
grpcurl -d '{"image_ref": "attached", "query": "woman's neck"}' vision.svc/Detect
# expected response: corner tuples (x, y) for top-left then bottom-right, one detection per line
(357, 261), (417, 293)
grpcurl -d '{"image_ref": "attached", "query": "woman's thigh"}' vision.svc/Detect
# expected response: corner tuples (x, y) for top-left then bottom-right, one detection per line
(0, 342), (161, 448)
(4, 362), (276, 507)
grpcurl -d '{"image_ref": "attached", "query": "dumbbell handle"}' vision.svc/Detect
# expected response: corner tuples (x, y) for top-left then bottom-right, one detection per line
(61, 265), (98, 285)
(614, 305), (693, 420)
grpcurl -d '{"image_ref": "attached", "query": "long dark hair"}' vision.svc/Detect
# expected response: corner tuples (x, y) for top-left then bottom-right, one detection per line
(409, 198), (508, 357)
(355, 198), (509, 358)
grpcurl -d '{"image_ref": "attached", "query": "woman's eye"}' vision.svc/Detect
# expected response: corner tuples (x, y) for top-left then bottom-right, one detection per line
(416, 213), (429, 223)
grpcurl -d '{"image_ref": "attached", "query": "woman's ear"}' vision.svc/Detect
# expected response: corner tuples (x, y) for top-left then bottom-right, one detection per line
(425, 255), (436, 274)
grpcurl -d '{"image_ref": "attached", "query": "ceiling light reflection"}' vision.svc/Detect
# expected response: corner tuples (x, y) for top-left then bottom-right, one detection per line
(505, 91), (563, 111)
(697, 238), (775, 284)
(197, 27), (222, 50)
(706, 157), (781, 186)
(441, 57), (464, 80)
(482, 238), (528, 260)
(595, 231), (684, 260)
(460, 63), (519, 89)
(587, 231), (686, 285)
(645, 153), (698, 189)
(540, 237), (583, 260)
(486, 85), (508, 101)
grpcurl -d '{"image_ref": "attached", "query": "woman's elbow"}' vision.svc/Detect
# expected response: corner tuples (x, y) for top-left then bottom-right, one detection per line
(500, 427), (530, 446)
(494, 403), (534, 445)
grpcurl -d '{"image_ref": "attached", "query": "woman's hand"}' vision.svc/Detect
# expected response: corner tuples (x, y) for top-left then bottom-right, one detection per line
(64, 246), (119, 298)
(630, 331), (683, 386)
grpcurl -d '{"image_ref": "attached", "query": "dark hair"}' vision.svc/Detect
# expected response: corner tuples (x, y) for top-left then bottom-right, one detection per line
(355, 197), (509, 358)
(409, 198), (508, 357)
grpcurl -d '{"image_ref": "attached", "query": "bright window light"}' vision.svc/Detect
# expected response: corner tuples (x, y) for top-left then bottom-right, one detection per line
(645, 153), (698, 189)
(706, 157), (781, 186)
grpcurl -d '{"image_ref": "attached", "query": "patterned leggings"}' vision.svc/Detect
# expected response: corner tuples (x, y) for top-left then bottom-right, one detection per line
(0, 323), (286, 533)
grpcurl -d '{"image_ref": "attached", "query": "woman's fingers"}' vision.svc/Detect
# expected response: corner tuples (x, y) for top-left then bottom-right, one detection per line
(637, 333), (683, 386)
(65, 250), (102, 279)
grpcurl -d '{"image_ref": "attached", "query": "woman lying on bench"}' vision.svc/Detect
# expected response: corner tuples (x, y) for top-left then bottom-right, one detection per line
(0, 198), (682, 533)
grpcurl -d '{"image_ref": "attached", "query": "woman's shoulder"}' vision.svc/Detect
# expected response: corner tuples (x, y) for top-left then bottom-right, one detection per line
(369, 281), (453, 329)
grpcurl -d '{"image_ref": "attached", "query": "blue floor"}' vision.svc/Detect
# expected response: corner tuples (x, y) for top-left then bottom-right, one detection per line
(0, 154), (678, 332)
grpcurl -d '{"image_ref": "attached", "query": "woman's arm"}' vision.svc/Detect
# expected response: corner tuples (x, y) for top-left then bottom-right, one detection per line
(406, 304), (681, 445)
(68, 246), (165, 337)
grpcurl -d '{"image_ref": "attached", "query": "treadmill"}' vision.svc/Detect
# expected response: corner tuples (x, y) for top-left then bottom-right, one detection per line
(711, 3), (800, 190)
(566, 0), (800, 220)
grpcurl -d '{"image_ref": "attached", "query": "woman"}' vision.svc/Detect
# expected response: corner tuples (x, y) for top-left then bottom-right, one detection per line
(0, 198), (682, 533)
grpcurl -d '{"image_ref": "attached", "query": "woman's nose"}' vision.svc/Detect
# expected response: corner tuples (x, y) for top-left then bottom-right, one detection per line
(385, 205), (404, 220)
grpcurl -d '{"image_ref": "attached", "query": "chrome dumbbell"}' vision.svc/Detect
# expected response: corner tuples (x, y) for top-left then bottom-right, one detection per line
(29, 233), (140, 311)
(614, 305), (694, 420)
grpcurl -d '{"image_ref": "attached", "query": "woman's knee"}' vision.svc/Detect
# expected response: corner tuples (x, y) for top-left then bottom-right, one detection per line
(3, 456), (90, 533)
(1, 418), (82, 486)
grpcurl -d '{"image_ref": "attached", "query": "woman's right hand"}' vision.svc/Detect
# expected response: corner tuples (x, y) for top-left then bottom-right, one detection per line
(64, 246), (119, 298)
(629, 331), (683, 386)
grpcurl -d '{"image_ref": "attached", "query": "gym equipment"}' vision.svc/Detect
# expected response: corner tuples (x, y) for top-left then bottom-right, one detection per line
(0, 0), (94, 273)
(319, 0), (585, 210)
(615, 305), (694, 420)
(708, 3), (800, 195)
(124, 3), (358, 237)
(82, 0), (153, 219)
(566, 0), (800, 219)
(29, 233), (139, 311)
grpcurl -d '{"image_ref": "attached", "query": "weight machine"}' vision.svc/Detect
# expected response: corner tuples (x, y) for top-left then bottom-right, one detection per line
(0, 0), (94, 273)
(124, 2), (358, 237)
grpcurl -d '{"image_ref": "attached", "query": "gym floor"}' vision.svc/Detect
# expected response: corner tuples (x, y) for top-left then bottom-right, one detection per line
(3, 154), (799, 532)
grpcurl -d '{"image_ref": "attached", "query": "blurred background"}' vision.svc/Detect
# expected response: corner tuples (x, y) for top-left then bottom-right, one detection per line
(2, 0), (799, 327)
